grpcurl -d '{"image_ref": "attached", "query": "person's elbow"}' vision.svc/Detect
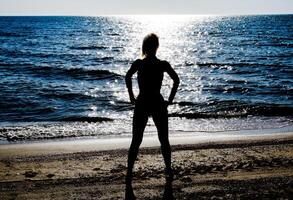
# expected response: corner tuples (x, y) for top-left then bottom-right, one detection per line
(125, 72), (132, 88)
(125, 72), (130, 82)
(173, 75), (180, 87)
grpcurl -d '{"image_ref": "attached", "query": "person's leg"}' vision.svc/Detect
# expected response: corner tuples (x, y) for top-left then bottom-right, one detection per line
(126, 105), (148, 182)
(152, 105), (172, 177)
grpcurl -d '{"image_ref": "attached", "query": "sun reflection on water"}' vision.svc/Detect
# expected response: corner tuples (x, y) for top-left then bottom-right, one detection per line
(89, 15), (216, 119)
(122, 15), (209, 106)
(124, 15), (198, 59)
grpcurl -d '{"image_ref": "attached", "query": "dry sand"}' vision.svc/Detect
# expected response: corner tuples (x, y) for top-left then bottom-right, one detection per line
(0, 133), (293, 199)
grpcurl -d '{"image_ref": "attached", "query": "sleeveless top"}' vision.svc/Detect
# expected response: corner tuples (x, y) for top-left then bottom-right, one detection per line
(136, 57), (167, 104)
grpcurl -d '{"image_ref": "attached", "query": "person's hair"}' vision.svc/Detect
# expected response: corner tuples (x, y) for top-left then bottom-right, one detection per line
(142, 33), (159, 57)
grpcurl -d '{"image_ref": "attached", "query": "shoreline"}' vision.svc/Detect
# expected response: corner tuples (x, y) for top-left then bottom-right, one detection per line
(1, 118), (292, 143)
(0, 128), (292, 158)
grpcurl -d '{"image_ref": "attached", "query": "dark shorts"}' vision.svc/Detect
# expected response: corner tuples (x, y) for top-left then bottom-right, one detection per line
(132, 94), (169, 136)
(134, 94), (167, 117)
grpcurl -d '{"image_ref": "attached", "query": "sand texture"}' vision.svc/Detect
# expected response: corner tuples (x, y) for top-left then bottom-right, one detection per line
(0, 138), (293, 199)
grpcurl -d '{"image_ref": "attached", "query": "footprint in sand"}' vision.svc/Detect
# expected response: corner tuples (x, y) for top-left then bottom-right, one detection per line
(23, 170), (38, 178)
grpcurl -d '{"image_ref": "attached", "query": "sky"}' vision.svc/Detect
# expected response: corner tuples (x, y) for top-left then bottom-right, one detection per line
(0, 0), (292, 16)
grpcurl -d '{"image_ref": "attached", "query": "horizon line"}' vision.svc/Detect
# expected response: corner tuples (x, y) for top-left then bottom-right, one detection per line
(0, 13), (292, 17)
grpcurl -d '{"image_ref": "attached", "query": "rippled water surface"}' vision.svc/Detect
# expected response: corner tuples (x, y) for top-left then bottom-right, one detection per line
(0, 15), (292, 141)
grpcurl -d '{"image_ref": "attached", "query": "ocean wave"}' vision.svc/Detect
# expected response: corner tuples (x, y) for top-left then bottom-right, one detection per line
(195, 62), (291, 69)
(0, 63), (122, 81)
(0, 31), (26, 37)
(256, 42), (293, 48)
(90, 56), (114, 62)
(103, 100), (293, 119)
(0, 121), (117, 141)
(1, 50), (115, 64)
(202, 85), (250, 94)
(58, 116), (113, 122)
(38, 90), (95, 100)
(107, 32), (120, 36)
(268, 54), (293, 58)
(171, 101), (293, 119)
(1, 50), (76, 60)
(225, 79), (248, 84)
(64, 67), (121, 80)
(1, 117), (292, 142)
(69, 45), (108, 50)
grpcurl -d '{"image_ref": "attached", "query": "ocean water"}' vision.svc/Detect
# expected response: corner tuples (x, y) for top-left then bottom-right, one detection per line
(0, 15), (292, 142)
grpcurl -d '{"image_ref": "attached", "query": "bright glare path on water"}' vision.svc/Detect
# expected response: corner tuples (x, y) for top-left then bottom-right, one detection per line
(109, 15), (210, 104)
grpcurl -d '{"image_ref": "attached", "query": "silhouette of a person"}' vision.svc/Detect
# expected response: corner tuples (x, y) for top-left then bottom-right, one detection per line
(125, 33), (179, 198)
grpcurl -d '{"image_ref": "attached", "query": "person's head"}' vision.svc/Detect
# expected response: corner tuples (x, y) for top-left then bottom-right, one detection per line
(142, 33), (159, 57)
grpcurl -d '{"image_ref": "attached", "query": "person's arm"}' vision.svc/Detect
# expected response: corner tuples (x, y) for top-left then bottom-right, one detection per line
(164, 61), (180, 104)
(125, 60), (139, 104)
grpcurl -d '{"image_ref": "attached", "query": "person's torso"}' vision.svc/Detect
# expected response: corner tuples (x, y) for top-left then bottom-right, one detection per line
(137, 57), (165, 100)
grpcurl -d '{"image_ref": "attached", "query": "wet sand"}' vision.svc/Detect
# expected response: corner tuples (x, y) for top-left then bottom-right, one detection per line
(0, 133), (293, 199)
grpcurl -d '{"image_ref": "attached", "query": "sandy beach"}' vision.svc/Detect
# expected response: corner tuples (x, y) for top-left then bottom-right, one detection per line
(0, 132), (293, 199)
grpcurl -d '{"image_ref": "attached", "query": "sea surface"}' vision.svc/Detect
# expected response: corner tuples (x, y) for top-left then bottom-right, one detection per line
(0, 15), (292, 142)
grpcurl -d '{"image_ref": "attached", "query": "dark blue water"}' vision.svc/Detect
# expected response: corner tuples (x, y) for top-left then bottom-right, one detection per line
(0, 15), (292, 141)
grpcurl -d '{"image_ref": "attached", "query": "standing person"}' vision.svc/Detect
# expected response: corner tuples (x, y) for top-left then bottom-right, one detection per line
(125, 33), (180, 198)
